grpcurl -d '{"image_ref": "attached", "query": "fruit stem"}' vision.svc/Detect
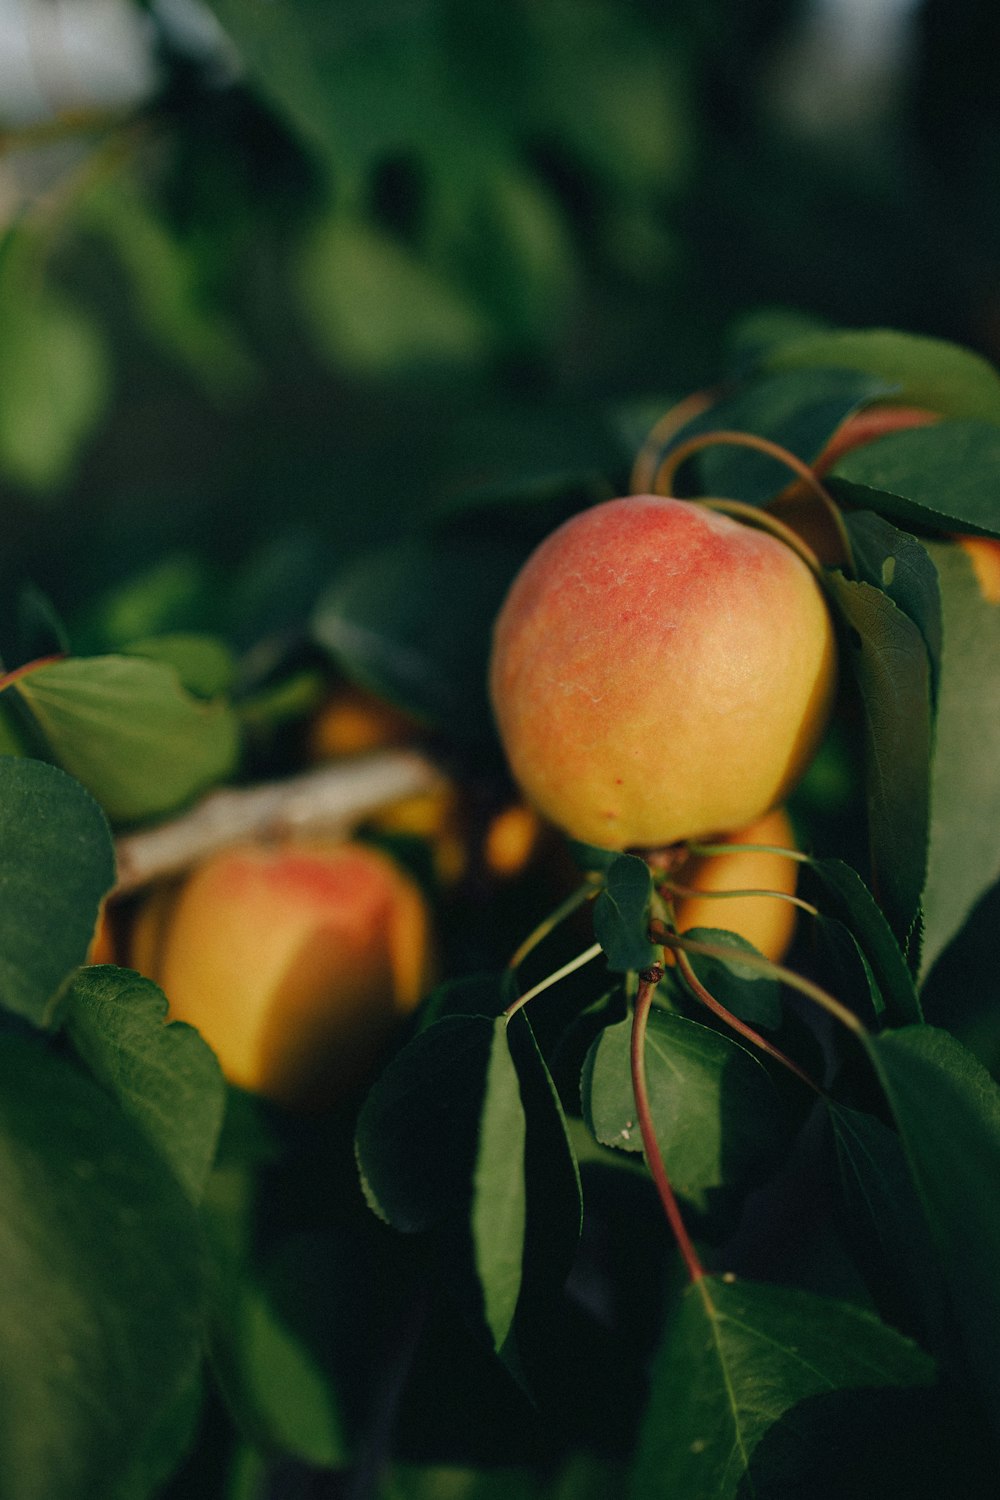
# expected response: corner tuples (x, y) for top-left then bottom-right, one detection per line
(656, 880), (819, 918)
(652, 427), (855, 576)
(631, 963), (706, 1282)
(629, 386), (721, 494)
(503, 941), (604, 1022)
(507, 877), (601, 971)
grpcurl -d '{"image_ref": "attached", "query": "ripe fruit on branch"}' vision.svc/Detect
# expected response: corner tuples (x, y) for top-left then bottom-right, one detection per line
(489, 495), (837, 852)
(130, 840), (433, 1110)
(671, 807), (800, 963)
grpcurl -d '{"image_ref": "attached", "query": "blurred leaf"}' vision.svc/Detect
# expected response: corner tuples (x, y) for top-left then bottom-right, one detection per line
(10, 655), (240, 823)
(918, 541), (1000, 980)
(631, 1276), (934, 1500)
(122, 633), (237, 699)
(827, 575), (932, 951)
(680, 927), (782, 1028)
(78, 556), (213, 654)
(0, 1035), (205, 1500)
(805, 858), (921, 1025)
(669, 368), (894, 503)
(866, 1026), (1000, 1441)
(582, 1011), (789, 1216)
(846, 513), (942, 686)
(762, 329), (1000, 423)
(313, 537), (522, 737)
(0, 758), (114, 1028)
(830, 422), (1000, 536)
(65, 966), (226, 1203)
(593, 855), (657, 973)
(0, 278), (109, 494)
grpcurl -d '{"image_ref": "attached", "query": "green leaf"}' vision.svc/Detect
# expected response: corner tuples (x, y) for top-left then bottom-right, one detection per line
(0, 757), (115, 1027)
(846, 513), (942, 686)
(10, 655), (240, 823)
(593, 855), (657, 973)
(314, 538), (524, 738)
(122, 633), (237, 699)
(827, 575), (932, 949)
(680, 928), (782, 1029)
(0, 1034), (205, 1500)
(671, 367), (894, 503)
(473, 1017), (527, 1349)
(762, 328), (1000, 424)
(631, 1276), (935, 1500)
(830, 422), (1000, 537)
(582, 1011), (789, 1216)
(805, 858), (921, 1024)
(64, 966), (226, 1203)
(866, 1025), (1000, 1440)
(919, 541), (1000, 980)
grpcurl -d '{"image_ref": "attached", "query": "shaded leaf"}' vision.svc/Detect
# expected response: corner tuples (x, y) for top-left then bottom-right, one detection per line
(919, 541), (1000, 980)
(593, 855), (657, 973)
(631, 1276), (935, 1500)
(473, 1017), (527, 1349)
(829, 422), (1000, 536)
(846, 512), (942, 687)
(866, 1025), (1000, 1441)
(762, 328), (1000, 423)
(680, 927), (782, 1029)
(583, 1011), (789, 1215)
(0, 757), (115, 1028)
(10, 655), (240, 824)
(805, 858), (921, 1024)
(826, 575), (932, 950)
(0, 1035), (205, 1500)
(65, 966), (226, 1203)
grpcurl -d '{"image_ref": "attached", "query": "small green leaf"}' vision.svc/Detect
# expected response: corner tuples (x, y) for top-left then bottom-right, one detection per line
(827, 575), (932, 950)
(0, 1035), (205, 1500)
(473, 1017), (527, 1349)
(593, 855), (657, 973)
(0, 757), (115, 1028)
(583, 1011), (789, 1215)
(830, 423), (1000, 536)
(762, 328), (1000, 424)
(631, 1276), (935, 1500)
(919, 541), (1000, 980)
(866, 1025), (1000, 1442)
(64, 966), (226, 1203)
(10, 655), (240, 823)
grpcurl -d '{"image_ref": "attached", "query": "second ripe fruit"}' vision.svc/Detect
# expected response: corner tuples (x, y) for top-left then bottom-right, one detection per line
(490, 495), (837, 851)
(131, 840), (433, 1110)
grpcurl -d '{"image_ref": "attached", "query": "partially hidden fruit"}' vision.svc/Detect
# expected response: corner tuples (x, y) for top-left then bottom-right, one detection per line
(130, 840), (433, 1110)
(489, 495), (837, 851)
(671, 806), (799, 964)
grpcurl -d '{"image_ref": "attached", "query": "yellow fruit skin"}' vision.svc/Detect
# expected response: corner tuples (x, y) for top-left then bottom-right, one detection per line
(130, 841), (433, 1110)
(958, 535), (1000, 604)
(489, 495), (837, 851)
(672, 807), (799, 963)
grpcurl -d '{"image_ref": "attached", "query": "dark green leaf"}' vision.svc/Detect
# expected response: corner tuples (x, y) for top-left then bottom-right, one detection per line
(827, 575), (932, 950)
(680, 927), (782, 1028)
(670, 367), (893, 503)
(0, 757), (115, 1027)
(0, 1035), (205, 1500)
(631, 1276), (935, 1500)
(314, 538), (524, 738)
(593, 855), (657, 973)
(846, 512), (942, 686)
(830, 422), (1000, 536)
(10, 655), (239, 823)
(583, 1011), (789, 1215)
(805, 858), (921, 1024)
(762, 329), (1000, 423)
(919, 541), (1000, 980)
(473, 1017), (527, 1349)
(813, 914), (884, 1024)
(64, 966), (226, 1203)
(867, 1025), (1000, 1441)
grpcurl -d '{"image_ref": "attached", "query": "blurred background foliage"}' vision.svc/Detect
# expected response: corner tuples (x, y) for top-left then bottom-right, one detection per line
(0, 0), (997, 633)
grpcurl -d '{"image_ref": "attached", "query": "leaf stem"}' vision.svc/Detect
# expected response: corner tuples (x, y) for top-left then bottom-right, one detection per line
(502, 941), (604, 1022)
(507, 877), (601, 971)
(684, 840), (812, 864)
(630, 964), (705, 1282)
(657, 880), (819, 918)
(629, 386), (721, 494)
